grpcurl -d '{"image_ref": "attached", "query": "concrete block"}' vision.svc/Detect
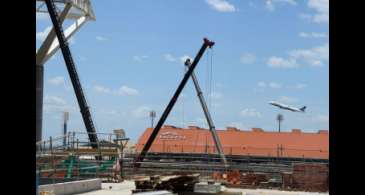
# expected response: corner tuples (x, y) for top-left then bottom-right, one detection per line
(39, 178), (101, 195)
(194, 182), (221, 193)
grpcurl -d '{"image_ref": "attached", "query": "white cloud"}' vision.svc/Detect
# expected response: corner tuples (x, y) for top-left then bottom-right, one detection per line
(295, 83), (307, 89)
(240, 53), (256, 64)
(301, 0), (328, 23)
(240, 108), (262, 118)
(133, 55), (148, 62)
(265, 0), (275, 11)
(210, 92), (223, 100)
(267, 56), (299, 69)
(299, 32), (328, 38)
(132, 106), (151, 119)
(289, 43), (329, 67)
(44, 95), (66, 105)
(180, 55), (192, 64)
(258, 81), (266, 88)
(96, 36), (108, 41)
(164, 54), (177, 62)
(308, 0), (328, 23)
(257, 81), (281, 89)
(278, 96), (297, 103)
(116, 85), (140, 96)
(227, 122), (249, 130)
(94, 85), (139, 96)
(265, 0), (297, 11)
(308, 0), (328, 14)
(275, 0), (296, 5)
(43, 95), (78, 114)
(312, 114), (329, 124)
(97, 109), (124, 119)
(299, 13), (312, 20)
(36, 26), (52, 42)
(269, 82), (282, 89)
(48, 76), (65, 86)
(268, 43), (328, 68)
(205, 0), (236, 12)
(94, 85), (111, 94)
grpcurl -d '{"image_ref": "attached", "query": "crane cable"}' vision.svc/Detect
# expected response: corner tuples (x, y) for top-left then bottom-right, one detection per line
(181, 63), (186, 128)
(210, 48), (214, 111)
(205, 50), (211, 112)
(205, 48), (214, 112)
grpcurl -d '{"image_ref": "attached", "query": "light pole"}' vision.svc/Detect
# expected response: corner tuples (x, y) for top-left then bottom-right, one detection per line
(63, 111), (69, 146)
(276, 114), (284, 133)
(149, 110), (156, 128)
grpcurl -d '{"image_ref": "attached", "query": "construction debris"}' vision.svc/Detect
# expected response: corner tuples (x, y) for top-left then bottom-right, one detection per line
(134, 174), (200, 193)
(39, 191), (55, 195)
(211, 163), (328, 192)
(212, 170), (269, 187)
(282, 163), (328, 192)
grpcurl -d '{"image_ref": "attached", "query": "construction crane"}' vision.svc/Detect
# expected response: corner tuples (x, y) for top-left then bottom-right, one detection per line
(184, 58), (228, 167)
(134, 38), (215, 167)
(44, 0), (99, 148)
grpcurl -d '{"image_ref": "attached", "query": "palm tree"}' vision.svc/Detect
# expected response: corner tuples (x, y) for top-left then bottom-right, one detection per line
(276, 114), (284, 133)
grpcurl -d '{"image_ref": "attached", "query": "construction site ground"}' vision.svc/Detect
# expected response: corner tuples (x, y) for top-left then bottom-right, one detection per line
(76, 181), (329, 195)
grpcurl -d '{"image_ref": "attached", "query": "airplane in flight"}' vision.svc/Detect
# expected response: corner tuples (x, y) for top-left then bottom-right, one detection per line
(269, 101), (306, 113)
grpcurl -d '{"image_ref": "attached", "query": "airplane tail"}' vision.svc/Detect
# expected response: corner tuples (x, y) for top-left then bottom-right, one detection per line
(300, 106), (306, 112)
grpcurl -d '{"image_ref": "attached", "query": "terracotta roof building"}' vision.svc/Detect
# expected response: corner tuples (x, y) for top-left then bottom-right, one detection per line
(136, 125), (329, 159)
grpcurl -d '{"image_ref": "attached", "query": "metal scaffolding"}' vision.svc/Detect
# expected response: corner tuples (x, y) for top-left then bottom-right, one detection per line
(36, 131), (129, 184)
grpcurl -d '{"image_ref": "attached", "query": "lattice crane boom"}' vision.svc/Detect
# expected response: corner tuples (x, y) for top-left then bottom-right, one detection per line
(44, 0), (99, 148)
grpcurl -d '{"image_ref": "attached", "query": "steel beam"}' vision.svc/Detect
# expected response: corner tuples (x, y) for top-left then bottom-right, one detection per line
(36, 65), (44, 142)
(36, 5), (87, 65)
(41, 16), (88, 65)
(36, 0), (96, 20)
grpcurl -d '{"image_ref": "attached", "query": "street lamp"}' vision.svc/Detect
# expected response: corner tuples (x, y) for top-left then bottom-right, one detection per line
(276, 114), (284, 133)
(149, 110), (156, 128)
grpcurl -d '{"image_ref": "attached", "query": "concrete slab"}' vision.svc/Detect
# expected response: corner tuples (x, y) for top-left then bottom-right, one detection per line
(76, 181), (135, 195)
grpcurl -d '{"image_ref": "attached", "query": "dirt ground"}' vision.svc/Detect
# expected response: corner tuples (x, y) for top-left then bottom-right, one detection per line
(77, 181), (329, 195)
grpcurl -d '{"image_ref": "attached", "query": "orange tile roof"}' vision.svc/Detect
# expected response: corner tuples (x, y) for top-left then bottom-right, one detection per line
(136, 125), (329, 159)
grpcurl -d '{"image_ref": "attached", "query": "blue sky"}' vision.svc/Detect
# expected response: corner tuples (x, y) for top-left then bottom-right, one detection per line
(36, 0), (329, 142)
